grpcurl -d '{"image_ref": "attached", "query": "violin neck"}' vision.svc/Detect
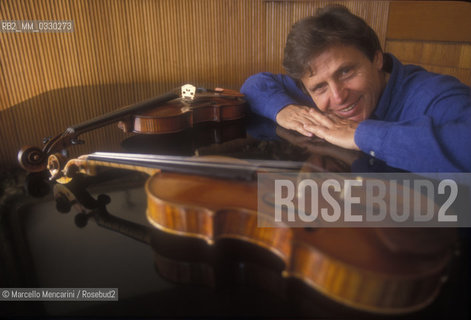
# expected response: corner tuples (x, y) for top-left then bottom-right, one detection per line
(80, 152), (303, 181)
(69, 91), (179, 134)
(93, 208), (152, 245)
(84, 152), (256, 180)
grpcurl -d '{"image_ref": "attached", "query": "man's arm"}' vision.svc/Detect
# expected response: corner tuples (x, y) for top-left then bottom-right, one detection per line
(240, 72), (316, 120)
(358, 72), (471, 172)
(355, 116), (471, 172)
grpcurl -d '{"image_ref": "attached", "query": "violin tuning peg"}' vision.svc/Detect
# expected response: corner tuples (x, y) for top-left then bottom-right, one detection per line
(74, 212), (89, 228)
(55, 194), (72, 213)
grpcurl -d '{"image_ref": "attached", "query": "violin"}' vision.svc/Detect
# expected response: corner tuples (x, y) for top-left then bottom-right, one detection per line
(117, 87), (246, 134)
(17, 84), (246, 172)
(50, 151), (456, 315)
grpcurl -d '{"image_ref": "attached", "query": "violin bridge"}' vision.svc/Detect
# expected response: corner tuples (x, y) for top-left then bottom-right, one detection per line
(181, 84), (196, 101)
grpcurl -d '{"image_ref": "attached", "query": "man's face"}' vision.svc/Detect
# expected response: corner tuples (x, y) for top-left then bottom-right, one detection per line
(300, 44), (385, 122)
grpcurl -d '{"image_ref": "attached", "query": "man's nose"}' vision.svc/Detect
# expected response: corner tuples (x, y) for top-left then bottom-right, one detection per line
(330, 82), (348, 105)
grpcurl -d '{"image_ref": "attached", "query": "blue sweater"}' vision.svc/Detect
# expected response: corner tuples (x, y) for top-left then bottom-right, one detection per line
(241, 54), (471, 172)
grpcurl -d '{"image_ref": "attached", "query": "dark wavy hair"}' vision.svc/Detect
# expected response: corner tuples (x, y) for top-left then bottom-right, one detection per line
(283, 5), (382, 79)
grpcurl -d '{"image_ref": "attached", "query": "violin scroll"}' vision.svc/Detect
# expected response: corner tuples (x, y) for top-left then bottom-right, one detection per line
(18, 128), (79, 173)
(18, 145), (48, 172)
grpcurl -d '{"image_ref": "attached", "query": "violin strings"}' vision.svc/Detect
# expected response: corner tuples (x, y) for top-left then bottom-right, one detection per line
(88, 151), (305, 172)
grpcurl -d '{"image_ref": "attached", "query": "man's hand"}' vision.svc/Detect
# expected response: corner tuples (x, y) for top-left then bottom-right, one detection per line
(276, 105), (360, 150)
(275, 104), (320, 137)
(304, 108), (360, 150)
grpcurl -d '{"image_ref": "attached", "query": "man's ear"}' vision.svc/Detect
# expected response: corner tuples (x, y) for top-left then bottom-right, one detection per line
(374, 50), (384, 71)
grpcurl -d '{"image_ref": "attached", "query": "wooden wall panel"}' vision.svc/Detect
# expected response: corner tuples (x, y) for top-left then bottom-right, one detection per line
(0, 0), (268, 108)
(387, 1), (471, 42)
(385, 1), (471, 86)
(385, 40), (471, 85)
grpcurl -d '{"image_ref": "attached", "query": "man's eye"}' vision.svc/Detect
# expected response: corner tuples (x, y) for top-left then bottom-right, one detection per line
(340, 67), (354, 78)
(312, 84), (327, 94)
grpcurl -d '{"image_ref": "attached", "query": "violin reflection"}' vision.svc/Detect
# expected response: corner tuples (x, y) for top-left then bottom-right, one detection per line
(120, 119), (247, 157)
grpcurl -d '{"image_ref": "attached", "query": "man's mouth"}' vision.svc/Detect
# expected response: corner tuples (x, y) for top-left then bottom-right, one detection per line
(336, 97), (361, 116)
(340, 101), (358, 112)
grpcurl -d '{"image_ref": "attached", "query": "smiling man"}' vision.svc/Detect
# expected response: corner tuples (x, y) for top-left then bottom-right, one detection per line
(241, 5), (471, 172)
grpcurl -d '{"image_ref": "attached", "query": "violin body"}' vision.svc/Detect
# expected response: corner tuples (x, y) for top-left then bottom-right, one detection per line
(145, 171), (455, 315)
(118, 95), (246, 134)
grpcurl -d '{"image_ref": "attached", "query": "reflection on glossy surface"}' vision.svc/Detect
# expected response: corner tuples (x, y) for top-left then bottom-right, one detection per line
(121, 120), (248, 157)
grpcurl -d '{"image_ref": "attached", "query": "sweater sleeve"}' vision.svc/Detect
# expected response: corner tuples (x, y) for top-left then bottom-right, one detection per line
(355, 87), (471, 172)
(240, 72), (315, 121)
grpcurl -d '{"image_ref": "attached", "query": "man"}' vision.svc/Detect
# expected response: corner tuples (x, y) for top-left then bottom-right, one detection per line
(241, 5), (471, 172)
